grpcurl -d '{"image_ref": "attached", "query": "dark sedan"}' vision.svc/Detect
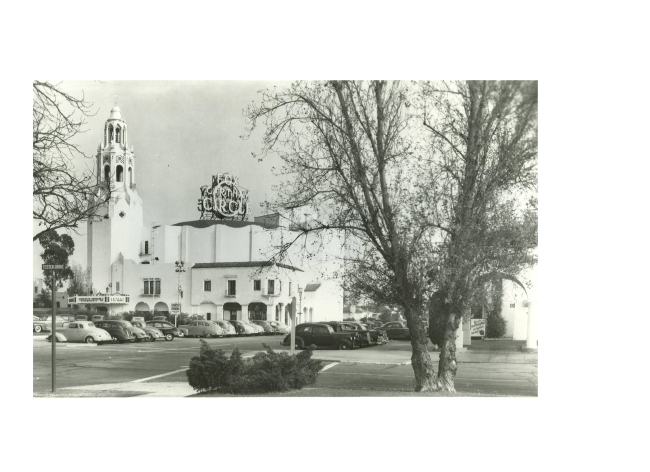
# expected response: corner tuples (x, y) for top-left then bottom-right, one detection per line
(146, 321), (183, 341)
(93, 320), (136, 343)
(379, 321), (411, 340)
(281, 323), (361, 350)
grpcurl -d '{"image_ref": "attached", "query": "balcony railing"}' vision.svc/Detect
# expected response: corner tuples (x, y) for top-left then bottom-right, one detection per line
(68, 294), (130, 305)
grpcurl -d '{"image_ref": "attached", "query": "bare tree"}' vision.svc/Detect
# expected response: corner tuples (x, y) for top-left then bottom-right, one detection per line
(420, 80), (538, 391)
(244, 81), (444, 391)
(33, 81), (111, 241)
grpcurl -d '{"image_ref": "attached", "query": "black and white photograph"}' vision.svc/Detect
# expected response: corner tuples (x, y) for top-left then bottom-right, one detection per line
(10, 2), (648, 471)
(31, 80), (538, 398)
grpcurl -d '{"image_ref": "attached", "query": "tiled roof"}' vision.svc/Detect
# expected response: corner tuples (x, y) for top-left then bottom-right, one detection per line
(192, 261), (303, 272)
(304, 283), (321, 292)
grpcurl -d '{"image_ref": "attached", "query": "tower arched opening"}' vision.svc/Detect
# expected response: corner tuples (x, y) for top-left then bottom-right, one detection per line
(116, 165), (123, 183)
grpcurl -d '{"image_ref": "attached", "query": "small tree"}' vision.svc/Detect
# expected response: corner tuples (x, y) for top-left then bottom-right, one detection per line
(39, 230), (74, 290)
(36, 289), (53, 308)
(67, 262), (91, 297)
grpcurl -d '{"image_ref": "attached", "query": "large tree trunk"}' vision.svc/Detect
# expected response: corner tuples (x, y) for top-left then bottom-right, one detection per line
(405, 305), (439, 392)
(437, 311), (460, 392)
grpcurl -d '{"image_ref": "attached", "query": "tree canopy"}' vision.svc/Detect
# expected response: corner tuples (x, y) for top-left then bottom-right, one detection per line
(33, 81), (111, 241)
(244, 80), (537, 392)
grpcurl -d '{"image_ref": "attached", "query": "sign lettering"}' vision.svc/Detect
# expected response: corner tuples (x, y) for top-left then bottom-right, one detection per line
(197, 173), (250, 220)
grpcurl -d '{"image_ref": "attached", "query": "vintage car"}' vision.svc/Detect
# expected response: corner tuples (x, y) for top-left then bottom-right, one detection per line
(187, 320), (225, 338)
(45, 321), (113, 344)
(229, 320), (256, 335)
(93, 320), (137, 343)
(250, 320), (276, 334)
(91, 315), (105, 321)
(74, 314), (89, 321)
(146, 321), (183, 341)
(213, 320), (237, 336)
(281, 323), (361, 350)
(378, 321), (411, 340)
(268, 321), (290, 334)
(33, 315), (68, 333)
(120, 321), (149, 342)
(130, 320), (163, 341)
(323, 322), (371, 347)
(244, 321), (265, 335)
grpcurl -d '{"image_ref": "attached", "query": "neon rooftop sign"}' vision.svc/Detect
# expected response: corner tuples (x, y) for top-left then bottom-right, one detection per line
(198, 173), (250, 220)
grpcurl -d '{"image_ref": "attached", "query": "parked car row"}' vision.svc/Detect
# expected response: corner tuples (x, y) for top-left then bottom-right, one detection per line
(182, 319), (291, 338)
(45, 319), (184, 344)
(279, 320), (412, 350)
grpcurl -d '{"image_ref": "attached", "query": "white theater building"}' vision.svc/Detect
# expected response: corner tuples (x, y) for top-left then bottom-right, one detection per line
(69, 106), (343, 325)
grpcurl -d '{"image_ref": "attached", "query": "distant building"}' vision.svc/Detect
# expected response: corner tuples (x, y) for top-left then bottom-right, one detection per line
(69, 106), (343, 325)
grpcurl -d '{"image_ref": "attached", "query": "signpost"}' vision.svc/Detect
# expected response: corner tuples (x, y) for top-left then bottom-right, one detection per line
(171, 303), (181, 327)
(42, 264), (63, 392)
(290, 297), (296, 356)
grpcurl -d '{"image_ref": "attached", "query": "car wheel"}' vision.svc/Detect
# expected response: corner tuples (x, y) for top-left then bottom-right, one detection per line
(165, 333), (174, 341)
(338, 341), (352, 350)
(34, 325), (42, 333)
(178, 332), (185, 338)
(295, 338), (304, 350)
(149, 334), (156, 342)
(84, 336), (95, 344)
(112, 336), (119, 344)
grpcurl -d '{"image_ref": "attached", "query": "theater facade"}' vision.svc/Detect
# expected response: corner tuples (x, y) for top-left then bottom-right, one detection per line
(68, 106), (343, 325)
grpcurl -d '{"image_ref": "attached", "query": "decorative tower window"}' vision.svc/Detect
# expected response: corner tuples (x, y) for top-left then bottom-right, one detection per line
(104, 165), (110, 182)
(116, 165), (123, 182)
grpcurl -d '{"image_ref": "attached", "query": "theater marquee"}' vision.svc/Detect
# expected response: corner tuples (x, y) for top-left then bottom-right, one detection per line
(198, 173), (251, 220)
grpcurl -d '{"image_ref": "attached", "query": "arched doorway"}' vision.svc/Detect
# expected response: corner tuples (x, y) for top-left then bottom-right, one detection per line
(223, 302), (241, 321)
(135, 302), (150, 314)
(154, 301), (169, 314)
(199, 301), (218, 321)
(249, 302), (267, 321)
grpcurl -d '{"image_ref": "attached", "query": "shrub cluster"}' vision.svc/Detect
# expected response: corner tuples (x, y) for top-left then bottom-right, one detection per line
(186, 341), (323, 394)
(486, 309), (507, 338)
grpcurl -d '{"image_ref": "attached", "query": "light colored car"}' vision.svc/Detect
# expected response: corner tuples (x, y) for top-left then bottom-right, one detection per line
(214, 320), (237, 336)
(188, 320), (224, 338)
(33, 316), (67, 333)
(45, 321), (112, 344)
(268, 321), (290, 334)
(229, 320), (255, 335)
(251, 320), (275, 334)
(122, 321), (149, 342)
(131, 320), (163, 341)
(244, 321), (265, 335)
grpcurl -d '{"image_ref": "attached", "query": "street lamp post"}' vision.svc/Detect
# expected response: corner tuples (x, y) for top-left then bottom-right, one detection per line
(175, 261), (186, 327)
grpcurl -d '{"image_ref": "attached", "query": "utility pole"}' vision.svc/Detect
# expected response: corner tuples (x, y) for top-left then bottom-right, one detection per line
(43, 264), (63, 393)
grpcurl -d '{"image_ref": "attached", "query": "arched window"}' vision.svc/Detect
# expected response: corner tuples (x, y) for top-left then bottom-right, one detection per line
(116, 165), (123, 182)
(108, 124), (114, 143)
(116, 126), (121, 144)
(129, 167), (133, 186)
(104, 165), (110, 182)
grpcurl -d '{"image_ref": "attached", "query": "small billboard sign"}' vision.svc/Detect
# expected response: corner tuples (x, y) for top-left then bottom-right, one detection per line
(171, 303), (181, 315)
(470, 319), (487, 338)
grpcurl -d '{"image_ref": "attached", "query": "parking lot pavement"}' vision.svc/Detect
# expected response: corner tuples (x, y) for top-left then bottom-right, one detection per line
(33, 334), (537, 397)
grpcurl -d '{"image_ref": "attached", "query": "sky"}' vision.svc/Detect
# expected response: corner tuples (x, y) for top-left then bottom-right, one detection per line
(33, 80), (293, 279)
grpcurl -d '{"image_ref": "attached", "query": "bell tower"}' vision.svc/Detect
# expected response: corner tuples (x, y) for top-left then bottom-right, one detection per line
(98, 106), (136, 190)
(88, 105), (144, 294)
